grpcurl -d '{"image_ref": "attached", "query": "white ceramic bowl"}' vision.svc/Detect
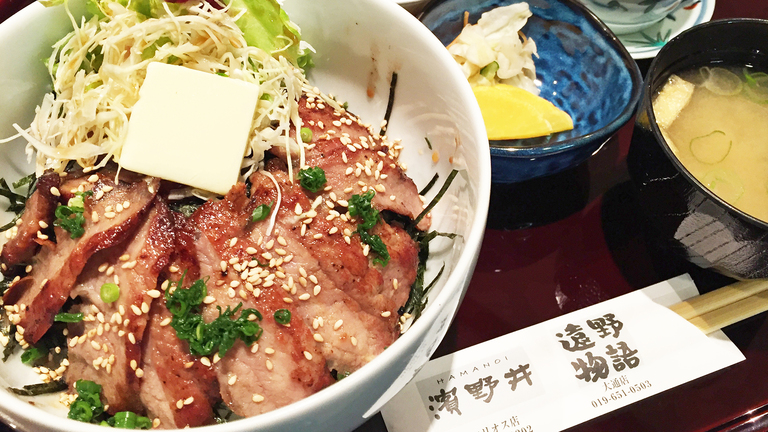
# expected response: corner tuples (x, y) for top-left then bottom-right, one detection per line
(0, 0), (490, 430)
(394, 0), (429, 14)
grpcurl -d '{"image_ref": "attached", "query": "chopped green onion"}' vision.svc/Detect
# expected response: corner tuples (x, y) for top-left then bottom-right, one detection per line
(300, 127), (313, 143)
(54, 312), (84, 323)
(251, 202), (272, 222)
(298, 167), (326, 193)
(100, 283), (120, 303)
(108, 411), (152, 429)
(274, 309), (291, 325)
(480, 61), (499, 80)
(348, 191), (389, 265)
(165, 275), (263, 357)
(689, 130), (731, 164)
(68, 379), (104, 423)
(54, 191), (93, 239)
(348, 191), (379, 230)
(21, 347), (47, 365)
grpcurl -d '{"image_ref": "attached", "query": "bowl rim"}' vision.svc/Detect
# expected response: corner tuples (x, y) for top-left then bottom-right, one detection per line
(644, 17), (768, 231)
(419, 0), (643, 158)
(0, 0), (491, 431)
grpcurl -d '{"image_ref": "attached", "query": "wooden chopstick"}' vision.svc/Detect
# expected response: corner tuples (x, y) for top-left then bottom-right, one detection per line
(669, 279), (768, 335)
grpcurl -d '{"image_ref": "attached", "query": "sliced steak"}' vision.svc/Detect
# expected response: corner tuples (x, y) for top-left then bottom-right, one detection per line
(271, 94), (430, 230)
(190, 186), (332, 416)
(3, 173), (160, 344)
(65, 199), (173, 414)
(192, 170), (416, 376)
(0, 172), (60, 267)
(139, 299), (219, 428)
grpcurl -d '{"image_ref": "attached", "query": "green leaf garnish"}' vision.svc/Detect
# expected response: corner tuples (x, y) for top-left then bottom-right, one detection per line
(298, 167), (326, 193)
(348, 190), (379, 230)
(21, 347), (47, 365)
(165, 275), (263, 357)
(54, 312), (84, 323)
(251, 202), (272, 222)
(348, 191), (389, 266)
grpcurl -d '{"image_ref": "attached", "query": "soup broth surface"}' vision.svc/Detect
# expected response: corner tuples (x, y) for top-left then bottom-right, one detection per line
(655, 65), (768, 223)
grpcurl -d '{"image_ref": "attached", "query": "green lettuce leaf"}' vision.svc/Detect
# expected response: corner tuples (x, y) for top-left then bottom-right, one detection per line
(223, 0), (301, 64)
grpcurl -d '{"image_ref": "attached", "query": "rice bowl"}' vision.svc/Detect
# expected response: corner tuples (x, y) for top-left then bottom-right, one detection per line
(0, 0), (490, 430)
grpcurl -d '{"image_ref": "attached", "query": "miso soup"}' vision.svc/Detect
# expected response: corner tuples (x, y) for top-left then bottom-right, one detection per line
(653, 65), (768, 223)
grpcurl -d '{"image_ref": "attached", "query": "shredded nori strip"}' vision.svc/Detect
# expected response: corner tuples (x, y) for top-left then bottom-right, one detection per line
(379, 72), (398, 136)
(213, 401), (238, 423)
(419, 173), (440, 196)
(401, 168), (461, 320)
(425, 137), (433, 150)
(9, 380), (68, 396)
(2, 324), (17, 362)
(0, 173), (38, 232)
(410, 169), (458, 232)
(168, 196), (205, 218)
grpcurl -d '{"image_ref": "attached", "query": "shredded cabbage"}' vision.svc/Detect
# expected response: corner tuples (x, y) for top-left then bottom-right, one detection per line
(447, 2), (539, 95)
(13, 0), (311, 185)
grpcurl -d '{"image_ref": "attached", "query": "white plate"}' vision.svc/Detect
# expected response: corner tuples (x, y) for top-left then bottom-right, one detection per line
(616, 0), (715, 60)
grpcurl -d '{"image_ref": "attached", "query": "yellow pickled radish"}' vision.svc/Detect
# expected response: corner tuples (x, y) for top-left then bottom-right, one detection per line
(472, 84), (574, 140)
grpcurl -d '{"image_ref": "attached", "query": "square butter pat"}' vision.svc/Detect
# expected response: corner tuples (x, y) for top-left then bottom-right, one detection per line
(120, 62), (259, 195)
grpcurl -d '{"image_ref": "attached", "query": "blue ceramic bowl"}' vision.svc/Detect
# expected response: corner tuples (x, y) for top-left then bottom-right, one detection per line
(420, 0), (643, 183)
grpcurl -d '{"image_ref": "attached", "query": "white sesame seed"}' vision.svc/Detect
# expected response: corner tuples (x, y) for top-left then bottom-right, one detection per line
(351, 337), (358, 347)
(252, 394), (265, 403)
(228, 375), (237, 386)
(334, 320), (343, 330)
(184, 396), (194, 405)
(200, 357), (211, 367)
(50, 187), (60, 197)
(381, 311), (391, 318)
(304, 351), (313, 361)
(135, 368), (144, 378)
(266, 360), (273, 371)
(131, 305), (142, 315)
(299, 293), (310, 301)
(313, 333), (324, 342)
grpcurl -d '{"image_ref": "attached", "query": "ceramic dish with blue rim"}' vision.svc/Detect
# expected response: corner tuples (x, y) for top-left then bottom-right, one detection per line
(420, 0), (643, 183)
